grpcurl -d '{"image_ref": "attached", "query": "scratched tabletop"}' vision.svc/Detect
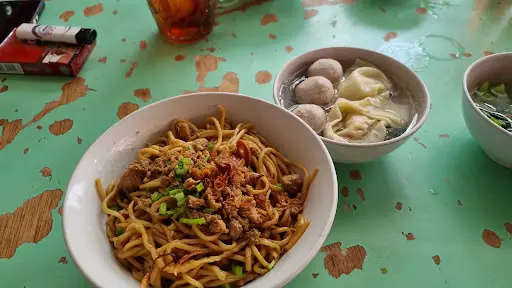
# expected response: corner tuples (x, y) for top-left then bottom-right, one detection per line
(1, 0), (511, 287)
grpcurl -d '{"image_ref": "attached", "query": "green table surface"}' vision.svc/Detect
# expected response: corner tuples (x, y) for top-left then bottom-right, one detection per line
(1, 0), (511, 287)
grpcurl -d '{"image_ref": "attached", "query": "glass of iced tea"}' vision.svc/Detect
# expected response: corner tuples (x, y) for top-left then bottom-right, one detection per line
(147, 0), (238, 44)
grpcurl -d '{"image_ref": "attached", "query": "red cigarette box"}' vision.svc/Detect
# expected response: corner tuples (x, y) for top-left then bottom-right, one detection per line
(0, 29), (95, 76)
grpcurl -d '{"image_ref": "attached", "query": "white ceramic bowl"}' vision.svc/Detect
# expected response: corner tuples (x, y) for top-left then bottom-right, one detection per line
(273, 47), (430, 163)
(462, 52), (512, 168)
(63, 92), (338, 288)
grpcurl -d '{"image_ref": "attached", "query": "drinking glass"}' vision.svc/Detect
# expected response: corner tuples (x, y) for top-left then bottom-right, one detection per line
(147, 0), (238, 44)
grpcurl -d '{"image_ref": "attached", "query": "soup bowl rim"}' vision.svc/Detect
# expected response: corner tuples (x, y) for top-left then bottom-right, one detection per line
(463, 52), (512, 137)
(272, 46), (431, 148)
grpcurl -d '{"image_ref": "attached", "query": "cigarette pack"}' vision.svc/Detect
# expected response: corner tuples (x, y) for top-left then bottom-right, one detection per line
(0, 29), (96, 76)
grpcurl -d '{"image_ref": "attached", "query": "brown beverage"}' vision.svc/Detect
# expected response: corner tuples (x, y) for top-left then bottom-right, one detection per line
(147, 0), (218, 44)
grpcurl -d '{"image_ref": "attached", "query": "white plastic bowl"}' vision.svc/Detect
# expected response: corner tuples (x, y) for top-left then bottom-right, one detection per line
(273, 47), (430, 163)
(62, 92), (338, 288)
(462, 52), (512, 168)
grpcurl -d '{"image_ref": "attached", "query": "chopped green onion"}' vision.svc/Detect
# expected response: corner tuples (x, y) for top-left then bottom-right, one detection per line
(203, 208), (215, 213)
(167, 206), (183, 215)
(268, 259), (277, 270)
(177, 197), (187, 207)
(116, 227), (124, 236)
(151, 192), (163, 203)
(166, 160), (172, 166)
(276, 183), (283, 190)
(109, 206), (119, 211)
(207, 141), (215, 151)
(158, 202), (167, 215)
(179, 217), (206, 225)
(196, 182), (204, 192)
(492, 83), (506, 93)
(205, 155), (210, 161)
(232, 265), (243, 277)
(174, 175), (182, 182)
(174, 159), (191, 176)
(167, 188), (183, 196)
(174, 192), (185, 203)
(170, 190), (186, 207)
(221, 284), (231, 288)
(477, 81), (489, 93)
(175, 165), (188, 176)
(489, 116), (504, 127)
(167, 206), (186, 219)
(482, 92), (495, 99)
(491, 84), (507, 97)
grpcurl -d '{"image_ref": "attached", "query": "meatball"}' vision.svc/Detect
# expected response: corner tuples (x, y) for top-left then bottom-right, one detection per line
(292, 104), (326, 134)
(294, 76), (335, 106)
(307, 59), (343, 84)
(282, 174), (303, 196)
(175, 122), (195, 141)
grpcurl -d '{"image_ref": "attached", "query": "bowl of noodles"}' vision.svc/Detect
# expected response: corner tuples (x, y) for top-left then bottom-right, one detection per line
(63, 92), (338, 288)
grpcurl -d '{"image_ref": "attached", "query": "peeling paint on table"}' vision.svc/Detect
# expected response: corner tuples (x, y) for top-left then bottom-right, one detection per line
(0, 0), (511, 287)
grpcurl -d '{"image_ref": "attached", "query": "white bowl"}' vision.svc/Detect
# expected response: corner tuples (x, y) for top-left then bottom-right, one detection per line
(273, 47), (430, 163)
(462, 52), (512, 168)
(62, 92), (338, 288)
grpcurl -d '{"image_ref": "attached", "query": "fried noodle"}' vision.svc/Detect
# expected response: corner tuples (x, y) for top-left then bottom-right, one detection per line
(97, 105), (316, 288)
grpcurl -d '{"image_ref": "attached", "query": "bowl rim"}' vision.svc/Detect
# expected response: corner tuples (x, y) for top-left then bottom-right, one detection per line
(62, 92), (339, 288)
(462, 52), (512, 137)
(272, 46), (431, 148)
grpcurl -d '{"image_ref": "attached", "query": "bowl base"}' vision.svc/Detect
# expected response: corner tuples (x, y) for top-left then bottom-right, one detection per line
(482, 149), (512, 169)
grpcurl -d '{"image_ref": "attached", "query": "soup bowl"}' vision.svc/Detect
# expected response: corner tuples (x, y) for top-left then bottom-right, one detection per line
(273, 47), (430, 163)
(62, 92), (338, 288)
(462, 52), (512, 168)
